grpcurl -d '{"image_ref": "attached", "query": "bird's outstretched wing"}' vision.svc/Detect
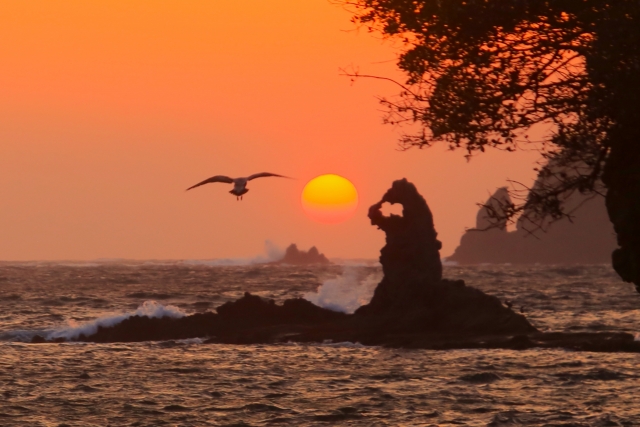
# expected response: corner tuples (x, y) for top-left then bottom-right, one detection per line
(186, 175), (234, 191)
(247, 172), (291, 181)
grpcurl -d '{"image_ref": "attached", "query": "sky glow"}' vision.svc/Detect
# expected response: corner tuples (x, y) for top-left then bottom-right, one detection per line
(0, 0), (541, 260)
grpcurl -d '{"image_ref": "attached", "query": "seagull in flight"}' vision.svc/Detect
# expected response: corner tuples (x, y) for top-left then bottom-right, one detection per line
(186, 172), (291, 200)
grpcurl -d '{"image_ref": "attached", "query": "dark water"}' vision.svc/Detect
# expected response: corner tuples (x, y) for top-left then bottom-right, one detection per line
(0, 262), (639, 426)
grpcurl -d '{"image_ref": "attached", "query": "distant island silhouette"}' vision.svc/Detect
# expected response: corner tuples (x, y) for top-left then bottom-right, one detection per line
(449, 179), (616, 265)
(271, 244), (331, 265)
(32, 180), (639, 352)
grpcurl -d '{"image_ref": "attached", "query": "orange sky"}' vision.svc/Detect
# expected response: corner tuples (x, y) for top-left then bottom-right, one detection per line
(0, 0), (542, 260)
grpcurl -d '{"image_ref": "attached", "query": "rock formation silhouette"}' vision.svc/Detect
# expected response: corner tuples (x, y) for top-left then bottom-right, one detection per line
(476, 187), (511, 231)
(355, 179), (535, 336)
(449, 182), (616, 265)
(273, 244), (331, 265)
(31, 179), (640, 352)
(359, 179), (442, 314)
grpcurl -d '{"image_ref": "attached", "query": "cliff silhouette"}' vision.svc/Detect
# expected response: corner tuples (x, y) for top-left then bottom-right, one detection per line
(449, 176), (616, 265)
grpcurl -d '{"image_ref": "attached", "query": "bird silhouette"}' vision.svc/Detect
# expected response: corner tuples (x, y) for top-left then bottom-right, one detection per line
(186, 172), (291, 200)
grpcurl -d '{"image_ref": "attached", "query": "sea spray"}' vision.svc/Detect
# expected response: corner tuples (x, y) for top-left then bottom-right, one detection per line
(304, 267), (381, 314)
(184, 240), (284, 266)
(48, 301), (186, 341)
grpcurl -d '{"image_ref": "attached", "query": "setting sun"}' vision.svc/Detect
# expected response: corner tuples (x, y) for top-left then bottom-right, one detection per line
(301, 174), (358, 224)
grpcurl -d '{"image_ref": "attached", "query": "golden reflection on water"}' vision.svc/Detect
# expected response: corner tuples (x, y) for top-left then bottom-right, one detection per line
(1, 343), (639, 425)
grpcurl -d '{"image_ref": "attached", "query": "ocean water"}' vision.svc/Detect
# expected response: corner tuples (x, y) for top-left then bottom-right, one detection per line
(0, 261), (639, 426)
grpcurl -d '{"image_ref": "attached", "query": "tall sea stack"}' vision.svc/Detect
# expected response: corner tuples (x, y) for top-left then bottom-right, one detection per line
(356, 178), (534, 336)
(358, 179), (443, 314)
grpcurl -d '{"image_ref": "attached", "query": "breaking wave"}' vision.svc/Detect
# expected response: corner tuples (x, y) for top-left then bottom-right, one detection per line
(48, 301), (186, 341)
(304, 267), (381, 314)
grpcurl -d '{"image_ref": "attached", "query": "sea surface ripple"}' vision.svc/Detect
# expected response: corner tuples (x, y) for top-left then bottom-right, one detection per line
(0, 262), (638, 426)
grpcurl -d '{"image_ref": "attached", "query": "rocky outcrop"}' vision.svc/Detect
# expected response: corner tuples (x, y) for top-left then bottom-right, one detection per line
(33, 292), (638, 352)
(33, 290), (639, 351)
(273, 244), (331, 265)
(30, 179), (640, 353)
(60, 293), (347, 344)
(449, 183), (617, 265)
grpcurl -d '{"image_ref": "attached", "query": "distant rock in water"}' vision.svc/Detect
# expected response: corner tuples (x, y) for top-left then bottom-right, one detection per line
(273, 244), (331, 265)
(448, 177), (616, 264)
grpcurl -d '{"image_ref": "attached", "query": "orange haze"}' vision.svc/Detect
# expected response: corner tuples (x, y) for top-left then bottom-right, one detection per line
(0, 1), (540, 260)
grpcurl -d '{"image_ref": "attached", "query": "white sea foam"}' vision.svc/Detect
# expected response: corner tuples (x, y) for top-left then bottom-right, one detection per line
(183, 240), (285, 266)
(320, 340), (368, 348)
(0, 329), (50, 342)
(48, 301), (186, 341)
(175, 337), (205, 345)
(304, 267), (381, 314)
(282, 340), (371, 348)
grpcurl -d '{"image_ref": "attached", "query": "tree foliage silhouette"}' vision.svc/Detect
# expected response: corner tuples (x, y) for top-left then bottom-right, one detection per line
(340, 0), (640, 292)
